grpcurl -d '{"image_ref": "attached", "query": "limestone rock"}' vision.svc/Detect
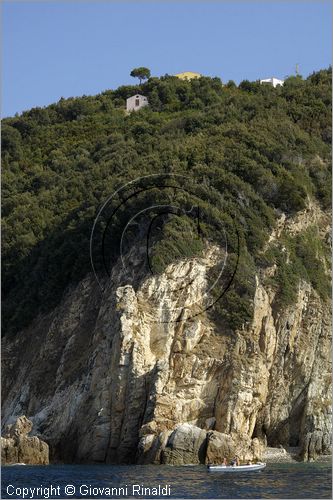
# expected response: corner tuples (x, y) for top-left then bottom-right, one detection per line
(205, 431), (235, 464)
(5, 415), (33, 438)
(251, 437), (264, 461)
(1, 416), (49, 465)
(301, 431), (332, 462)
(161, 424), (207, 465)
(1, 438), (19, 463)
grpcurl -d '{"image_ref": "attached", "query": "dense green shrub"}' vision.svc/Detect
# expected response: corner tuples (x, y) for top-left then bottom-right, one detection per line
(264, 226), (331, 308)
(149, 216), (205, 274)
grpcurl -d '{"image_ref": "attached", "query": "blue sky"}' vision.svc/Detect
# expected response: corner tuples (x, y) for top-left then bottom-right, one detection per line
(3, 1), (332, 117)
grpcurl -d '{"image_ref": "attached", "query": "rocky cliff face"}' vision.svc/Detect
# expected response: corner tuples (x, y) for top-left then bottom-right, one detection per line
(2, 205), (331, 464)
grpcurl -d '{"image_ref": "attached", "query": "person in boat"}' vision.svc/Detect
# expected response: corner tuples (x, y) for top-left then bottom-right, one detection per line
(230, 456), (237, 466)
(223, 457), (227, 466)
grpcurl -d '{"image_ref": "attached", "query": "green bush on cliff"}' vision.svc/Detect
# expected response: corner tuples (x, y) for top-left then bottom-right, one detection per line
(149, 216), (205, 275)
(264, 226), (331, 308)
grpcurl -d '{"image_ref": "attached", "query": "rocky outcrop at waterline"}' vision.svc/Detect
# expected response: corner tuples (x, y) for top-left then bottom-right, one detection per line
(1, 208), (331, 465)
(137, 423), (263, 465)
(1, 416), (49, 465)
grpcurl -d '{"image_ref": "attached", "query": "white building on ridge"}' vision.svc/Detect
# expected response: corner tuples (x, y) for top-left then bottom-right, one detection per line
(260, 77), (284, 88)
(126, 94), (149, 112)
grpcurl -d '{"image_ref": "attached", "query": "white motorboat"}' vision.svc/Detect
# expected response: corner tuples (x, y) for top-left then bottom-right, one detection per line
(208, 462), (266, 472)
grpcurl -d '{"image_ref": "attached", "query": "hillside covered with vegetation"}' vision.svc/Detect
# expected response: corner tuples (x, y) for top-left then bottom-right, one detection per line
(2, 68), (331, 335)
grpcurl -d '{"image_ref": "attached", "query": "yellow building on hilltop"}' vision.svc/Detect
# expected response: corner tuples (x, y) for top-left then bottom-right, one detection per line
(175, 71), (202, 81)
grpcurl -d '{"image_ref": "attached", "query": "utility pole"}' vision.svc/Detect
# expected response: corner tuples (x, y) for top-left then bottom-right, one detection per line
(295, 63), (300, 76)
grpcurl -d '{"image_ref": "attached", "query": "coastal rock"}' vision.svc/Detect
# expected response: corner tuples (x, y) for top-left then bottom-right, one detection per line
(161, 424), (207, 465)
(301, 431), (332, 462)
(5, 415), (33, 438)
(1, 416), (49, 465)
(251, 438), (264, 461)
(137, 430), (171, 465)
(205, 431), (235, 464)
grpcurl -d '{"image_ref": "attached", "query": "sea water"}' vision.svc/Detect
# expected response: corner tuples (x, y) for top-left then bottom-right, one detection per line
(1, 462), (331, 499)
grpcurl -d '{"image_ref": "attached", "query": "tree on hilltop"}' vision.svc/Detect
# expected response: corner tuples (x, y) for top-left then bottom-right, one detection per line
(130, 67), (151, 84)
